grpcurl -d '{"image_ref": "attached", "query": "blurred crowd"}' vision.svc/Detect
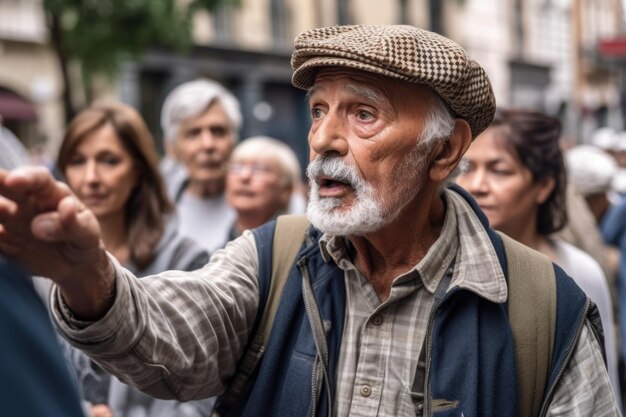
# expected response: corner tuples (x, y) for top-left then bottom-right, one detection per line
(1, 78), (307, 417)
(3, 71), (626, 416)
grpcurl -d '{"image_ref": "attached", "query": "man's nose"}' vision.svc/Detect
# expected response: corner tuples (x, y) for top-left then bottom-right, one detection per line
(309, 112), (349, 157)
(200, 130), (216, 150)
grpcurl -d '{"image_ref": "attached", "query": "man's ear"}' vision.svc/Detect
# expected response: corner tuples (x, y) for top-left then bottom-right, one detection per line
(429, 119), (472, 182)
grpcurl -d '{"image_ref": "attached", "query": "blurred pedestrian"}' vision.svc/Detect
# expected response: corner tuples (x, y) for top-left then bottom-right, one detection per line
(0, 113), (29, 169)
(565, 145), (620, 224)
(0, 117), (85, 417)
(0, 256), (85, 417)
(160, 79), (241, 252)
(225, 136), (303, 241)
(457, 108), (621, 404)
(56, 102), (212, 417)
(567, 144), (626, 396)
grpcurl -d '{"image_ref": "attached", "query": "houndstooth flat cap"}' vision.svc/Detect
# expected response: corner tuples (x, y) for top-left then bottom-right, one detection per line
(291, 24), (496, 138)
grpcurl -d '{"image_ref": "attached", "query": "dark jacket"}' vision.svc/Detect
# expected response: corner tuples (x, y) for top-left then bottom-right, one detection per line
(0, 257), (85, 417)
(223, 186), (593, 417)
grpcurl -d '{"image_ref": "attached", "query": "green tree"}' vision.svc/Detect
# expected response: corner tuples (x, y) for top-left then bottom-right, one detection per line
(43, 0), (238, 122)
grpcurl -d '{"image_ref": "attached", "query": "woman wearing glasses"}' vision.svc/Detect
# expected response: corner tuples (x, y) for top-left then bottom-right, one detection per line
(225, 136), (303, 241)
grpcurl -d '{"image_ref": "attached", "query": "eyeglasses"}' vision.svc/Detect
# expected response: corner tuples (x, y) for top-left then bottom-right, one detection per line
(228, 161), (277, 177)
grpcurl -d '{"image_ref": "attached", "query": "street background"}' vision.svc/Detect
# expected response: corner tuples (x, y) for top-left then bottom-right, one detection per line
(1, 0), (624, 173)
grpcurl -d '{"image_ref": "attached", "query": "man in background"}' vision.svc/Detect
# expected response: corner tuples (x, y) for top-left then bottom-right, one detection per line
(160, 79), (242, 253)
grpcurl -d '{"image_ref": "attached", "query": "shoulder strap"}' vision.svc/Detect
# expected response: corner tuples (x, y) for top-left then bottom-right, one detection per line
(498, 232), (556, 417)
(257, 215), (310, 348)
(213, 215), (309, 417)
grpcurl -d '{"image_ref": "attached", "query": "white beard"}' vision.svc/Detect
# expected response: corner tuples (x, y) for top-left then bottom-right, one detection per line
(306, 141), (432, 236)
(306, 157), (385, 235)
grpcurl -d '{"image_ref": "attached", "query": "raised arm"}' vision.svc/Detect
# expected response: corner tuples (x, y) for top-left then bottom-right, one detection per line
(0, 167), (114, 320)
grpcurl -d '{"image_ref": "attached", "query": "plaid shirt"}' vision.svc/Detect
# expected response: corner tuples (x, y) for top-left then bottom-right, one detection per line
(52, 189), (620, 416)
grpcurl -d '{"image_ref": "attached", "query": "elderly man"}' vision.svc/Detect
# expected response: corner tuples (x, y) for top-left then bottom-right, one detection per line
(0, 25), (618, 417)
(160, 78), (242, 253)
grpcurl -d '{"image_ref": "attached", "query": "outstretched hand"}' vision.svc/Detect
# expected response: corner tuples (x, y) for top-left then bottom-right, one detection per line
(0, 167), (114, 319)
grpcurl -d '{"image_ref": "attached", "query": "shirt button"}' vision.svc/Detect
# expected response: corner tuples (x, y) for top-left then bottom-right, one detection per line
(371, 315), (383, 326)
(360, 385), (372, 397)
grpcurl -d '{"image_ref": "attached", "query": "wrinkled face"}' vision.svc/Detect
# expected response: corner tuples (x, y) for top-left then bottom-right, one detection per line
(226, 156), (291, 220)
(305, 68), (435, 235)
(64, 124), (137, 221)
(173, 102), (236, 186)
(456, 127), (547, 234)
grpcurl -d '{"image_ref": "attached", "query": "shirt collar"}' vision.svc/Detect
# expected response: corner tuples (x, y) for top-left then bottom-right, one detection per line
(445, 189), (508, 303)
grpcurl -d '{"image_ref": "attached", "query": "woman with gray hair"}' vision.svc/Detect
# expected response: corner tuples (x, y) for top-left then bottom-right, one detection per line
(225, 136), (304, 241)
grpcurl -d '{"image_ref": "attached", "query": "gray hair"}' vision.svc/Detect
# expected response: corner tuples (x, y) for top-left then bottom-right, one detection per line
(419, 91), (461, 188)
(231, 136), (302, 188)
(160, 78), (243, 144)
(421, 91), (456, 145)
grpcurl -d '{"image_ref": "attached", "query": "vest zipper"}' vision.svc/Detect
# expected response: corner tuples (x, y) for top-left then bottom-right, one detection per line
(298, 257), (333, 417)
(537, 298), (591, 417)
(311, 354), (322, 417)
(422, 264), (455, 416)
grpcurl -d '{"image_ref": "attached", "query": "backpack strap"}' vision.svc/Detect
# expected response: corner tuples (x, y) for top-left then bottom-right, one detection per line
(498, 232), (556, 417)
(256, 215), (310, 353)
(213, 215), (309, 417)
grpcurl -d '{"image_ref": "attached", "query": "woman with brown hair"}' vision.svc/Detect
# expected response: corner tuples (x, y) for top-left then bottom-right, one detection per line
(57, 102), (212, 417)
(456, 108), (621, 406)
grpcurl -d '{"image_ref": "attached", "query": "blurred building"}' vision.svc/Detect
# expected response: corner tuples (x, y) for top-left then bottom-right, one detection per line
(118, 0), (427, 169)
(1, 0), (625, 159)
(445, 0), (626, 140)
(0, 0), (64, 151)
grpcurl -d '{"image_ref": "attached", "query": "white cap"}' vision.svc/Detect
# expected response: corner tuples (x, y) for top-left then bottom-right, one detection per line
(613, 131), (626, 152)
(612, 169), (626, 194)
(565, 145), (618, 196)
(591, 127), (617, 151)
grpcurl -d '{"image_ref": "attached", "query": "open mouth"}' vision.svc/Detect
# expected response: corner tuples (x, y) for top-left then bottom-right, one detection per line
(316, 176), (353, 197)
(317, 176), (350, 187)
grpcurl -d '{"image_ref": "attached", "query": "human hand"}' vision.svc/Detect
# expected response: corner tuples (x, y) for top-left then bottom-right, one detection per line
(0, 167), (115, 319)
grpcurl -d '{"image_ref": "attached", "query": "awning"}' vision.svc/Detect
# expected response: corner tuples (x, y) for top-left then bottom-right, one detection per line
(599, 38), (626, 58)
(0, 91), (38, 121)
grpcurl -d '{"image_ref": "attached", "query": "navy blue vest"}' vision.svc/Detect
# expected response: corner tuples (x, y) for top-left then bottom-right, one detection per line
(222, 186), (590, 417)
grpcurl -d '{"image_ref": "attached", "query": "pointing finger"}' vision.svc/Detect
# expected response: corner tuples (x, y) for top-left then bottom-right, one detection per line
(1, 167), (73, 212)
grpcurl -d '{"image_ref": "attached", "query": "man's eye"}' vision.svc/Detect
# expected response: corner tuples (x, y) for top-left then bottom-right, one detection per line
(311, 108), (324, 119)
(211, 126), (229, 137)
(185, 128), (201, 138)
(356, 110), (374, 120)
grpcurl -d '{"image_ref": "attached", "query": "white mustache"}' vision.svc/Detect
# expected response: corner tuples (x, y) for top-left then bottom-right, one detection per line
(306, 157), (362, 187)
